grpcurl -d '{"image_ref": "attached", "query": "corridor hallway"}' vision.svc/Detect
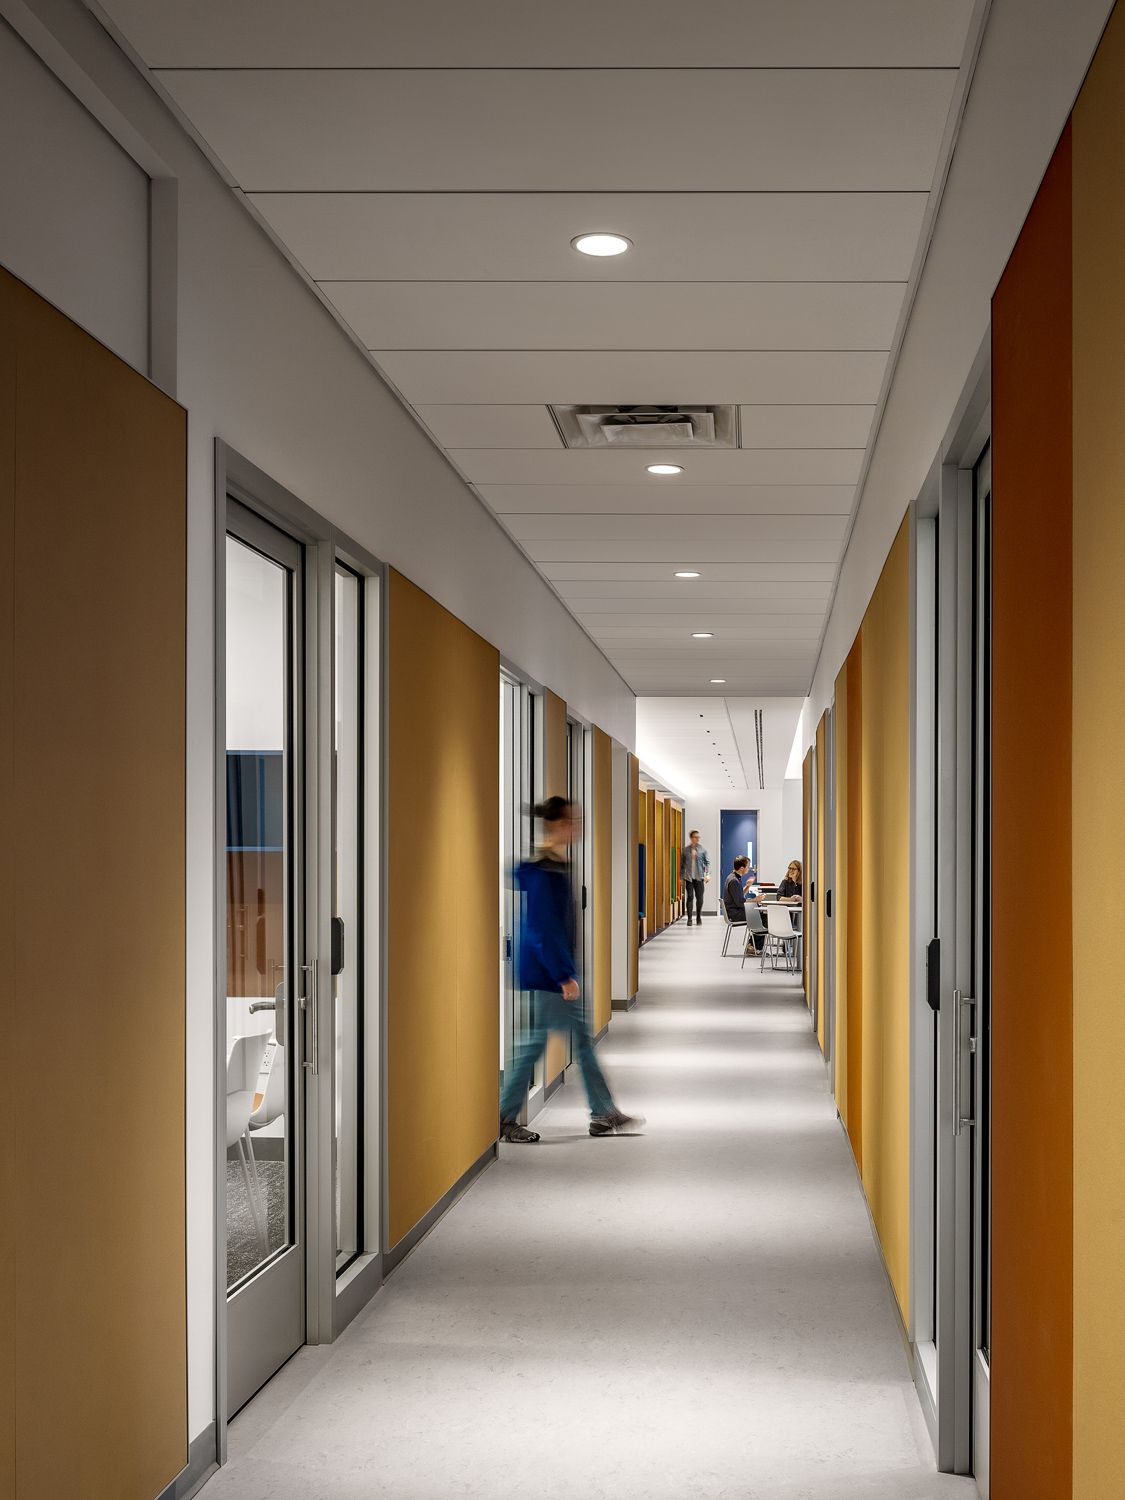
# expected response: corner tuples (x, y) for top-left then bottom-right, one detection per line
(203, 923), (974, 1500)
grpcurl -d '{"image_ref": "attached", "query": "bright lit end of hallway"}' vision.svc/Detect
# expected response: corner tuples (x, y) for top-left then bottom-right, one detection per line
(203, 926), (974, 1500)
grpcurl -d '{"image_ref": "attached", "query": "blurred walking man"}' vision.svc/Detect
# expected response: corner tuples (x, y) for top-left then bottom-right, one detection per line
(680, 829), (711, 926)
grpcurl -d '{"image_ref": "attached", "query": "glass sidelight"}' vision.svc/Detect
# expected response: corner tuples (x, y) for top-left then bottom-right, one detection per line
(333, 565), (363, 1274)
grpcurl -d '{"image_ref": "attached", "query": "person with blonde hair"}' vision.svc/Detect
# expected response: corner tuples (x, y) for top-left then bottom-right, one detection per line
(777, 860), (803, 902)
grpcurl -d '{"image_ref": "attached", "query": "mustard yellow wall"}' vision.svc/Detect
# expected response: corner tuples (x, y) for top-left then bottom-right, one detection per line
(802, 749), (812, 1004)
(387, 571), (500, 1248)
(833, 661), (849, 1119)
(1, 269), (188, 1500)
(856, 519), (912, 1319)
(628, 754), (640, 991)
(592, 727), (613, 1034)
(1072, 14), (1125, 1488)
(815, 715), (828, 1054)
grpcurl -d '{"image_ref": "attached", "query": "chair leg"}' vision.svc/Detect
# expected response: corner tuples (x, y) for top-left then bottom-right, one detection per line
(238, 1136), (269, 1255)
(721, 924), (731, 956)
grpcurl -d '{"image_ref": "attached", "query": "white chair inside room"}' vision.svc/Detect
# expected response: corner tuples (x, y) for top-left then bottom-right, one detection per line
(762, 905), (800, 973)
(741, 905), (768, 969)
(226, 1031), (270, 1255)
(720, 903), (746, 957)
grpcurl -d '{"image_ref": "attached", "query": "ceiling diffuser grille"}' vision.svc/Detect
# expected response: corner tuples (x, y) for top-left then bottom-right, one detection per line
(550, 404), (739, 449)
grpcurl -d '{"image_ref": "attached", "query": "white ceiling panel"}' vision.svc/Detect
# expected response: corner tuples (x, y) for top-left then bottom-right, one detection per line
(557, 580), (832, 601)
(568, 598), (826, 617)
(506, 514), (846, 545)
(738, 405), (876, 449)
(479, 484), (854, 516)
(376, 350), (889, 405)
(585, 620), (822, 640)
(325, 281), (906, 352)
(249, 192), (929, 283)
(462, 449), (862, 487)
(157, 69), (956, 192)
(103, 1), (975, 68)
(522, 540), (844, 563)
(540, 561), (839, 582)
(414, 404), (562, 450)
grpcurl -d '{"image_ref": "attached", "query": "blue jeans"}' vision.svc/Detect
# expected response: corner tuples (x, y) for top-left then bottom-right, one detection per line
(500, 989), (615, 1121)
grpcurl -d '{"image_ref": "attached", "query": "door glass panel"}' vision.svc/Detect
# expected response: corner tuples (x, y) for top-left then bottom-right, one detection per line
(225, 535), (294, 1290)
(334, 567), (363, 1272)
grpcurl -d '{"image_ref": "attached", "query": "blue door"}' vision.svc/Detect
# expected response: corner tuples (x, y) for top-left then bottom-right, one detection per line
(719, 809), (759, 887)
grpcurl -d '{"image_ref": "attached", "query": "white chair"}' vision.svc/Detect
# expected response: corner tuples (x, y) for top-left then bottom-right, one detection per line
(720, 903), (746, 956)
(762, 905), (800, 973)
(741, 905), (768, 969)
(227, 1033), (270, 1255)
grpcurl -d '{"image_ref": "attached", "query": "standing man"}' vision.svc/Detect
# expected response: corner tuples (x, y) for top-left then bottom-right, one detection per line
(680, 828), (711, 926)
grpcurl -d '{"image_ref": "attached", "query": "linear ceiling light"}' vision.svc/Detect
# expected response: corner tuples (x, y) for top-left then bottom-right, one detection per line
(674, 570), (701, 578)
(692, 632), (713, 639)
(710, 678), (726, 683)
(646, 463), (684, 475)
(572, 232), (631, 257)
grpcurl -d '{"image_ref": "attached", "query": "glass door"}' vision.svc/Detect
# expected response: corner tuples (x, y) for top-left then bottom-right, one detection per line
(970, 448), (992, 1492)
(224, 504), (308, 1415)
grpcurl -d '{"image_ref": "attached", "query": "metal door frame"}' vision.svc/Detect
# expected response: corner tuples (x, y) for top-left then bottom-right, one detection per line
(214, 443), (386, 1458)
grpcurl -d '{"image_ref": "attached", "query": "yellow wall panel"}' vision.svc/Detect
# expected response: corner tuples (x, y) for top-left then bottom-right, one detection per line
(857, 519), (911, 1320)
(815, 715), (828, 1054)
(2, 269), (187, 1499)
(387, 571), (500, 1248)
(628, 754), (639, 991)
(833, 661), (850, 1121)
(593, 727), (613, 1034)
(802, 749), (812, 1004)
(1072, 14), (1125, 1486)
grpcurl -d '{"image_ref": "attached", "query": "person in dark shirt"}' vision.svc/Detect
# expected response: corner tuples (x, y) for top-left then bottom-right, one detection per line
(723, 856), (752, 924)
(499, 796), (642, 1143)
(776, 860), (803, 901)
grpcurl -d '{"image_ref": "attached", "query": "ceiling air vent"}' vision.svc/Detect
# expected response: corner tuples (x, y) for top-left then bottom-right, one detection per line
(550, 404), (739, 449)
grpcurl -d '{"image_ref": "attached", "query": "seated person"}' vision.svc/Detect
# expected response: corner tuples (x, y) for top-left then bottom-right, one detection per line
(723, 856), (751, 925)
(776, 859), (803, 902)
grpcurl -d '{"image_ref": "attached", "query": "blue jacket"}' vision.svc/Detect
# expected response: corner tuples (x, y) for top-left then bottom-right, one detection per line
(515, 856), (577, 993)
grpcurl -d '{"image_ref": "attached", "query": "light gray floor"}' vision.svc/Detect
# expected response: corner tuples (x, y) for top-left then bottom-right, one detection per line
(204, 921), (977, 1499)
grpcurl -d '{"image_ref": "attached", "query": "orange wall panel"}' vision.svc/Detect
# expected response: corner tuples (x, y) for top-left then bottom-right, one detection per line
(1072, 22), (1125, 1487)
(991, 124), (1074, 1500)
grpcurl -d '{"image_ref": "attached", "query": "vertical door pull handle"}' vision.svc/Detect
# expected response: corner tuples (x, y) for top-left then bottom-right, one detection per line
(953, 987), (976, 1135)
(300, 961), (319, 1074)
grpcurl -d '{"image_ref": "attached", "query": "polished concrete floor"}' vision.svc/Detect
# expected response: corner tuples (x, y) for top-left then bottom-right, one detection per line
(204, 920), (977, 1499)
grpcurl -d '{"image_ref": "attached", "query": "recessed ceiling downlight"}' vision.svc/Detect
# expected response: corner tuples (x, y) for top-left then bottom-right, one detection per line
(692, 632), (714, 639)
(647, 463), (684, 476)
(710, 678), (726, 684)
(572, 232), (632, 257)
(674, 570), (701, 579)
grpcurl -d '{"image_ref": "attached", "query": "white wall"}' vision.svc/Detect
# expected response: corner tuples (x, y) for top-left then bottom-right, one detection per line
(3, 0), (635, 1443)
(681, 788), (799, 911)
(0, 15), (148, 368)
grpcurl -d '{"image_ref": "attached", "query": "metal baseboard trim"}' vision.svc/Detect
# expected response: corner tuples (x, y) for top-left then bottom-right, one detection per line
(593, 1021), (609, 1044)
(156, 1423), (218, 1500)
(384, 1142), (498, 1276)
(543, 1069), (565, 1102)
(612, 992), (637, 1011)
